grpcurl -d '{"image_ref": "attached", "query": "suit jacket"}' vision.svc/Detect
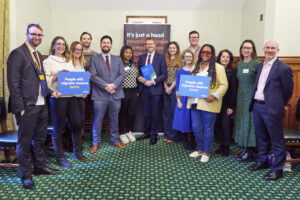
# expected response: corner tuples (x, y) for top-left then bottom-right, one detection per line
(222, 68), (238, 110)
(7, 43), (50, 114)
(138, 51), (167, 95)
(249, 58), (294, 119)
(89, 54), (125, 100)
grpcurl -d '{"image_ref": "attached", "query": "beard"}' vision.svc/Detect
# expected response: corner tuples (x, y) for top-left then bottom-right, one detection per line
(101, 47), (111, 54)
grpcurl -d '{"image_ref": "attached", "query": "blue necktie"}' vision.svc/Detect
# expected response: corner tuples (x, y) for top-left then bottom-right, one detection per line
(33, 51), (48, 97)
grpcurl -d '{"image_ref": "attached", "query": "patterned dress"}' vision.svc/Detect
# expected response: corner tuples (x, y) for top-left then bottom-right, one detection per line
(234, 59), (261, 147)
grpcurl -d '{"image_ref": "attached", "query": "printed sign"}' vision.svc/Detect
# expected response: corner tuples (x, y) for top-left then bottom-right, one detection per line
(58, 72), (90, 95)
(178, 75), (211, 98)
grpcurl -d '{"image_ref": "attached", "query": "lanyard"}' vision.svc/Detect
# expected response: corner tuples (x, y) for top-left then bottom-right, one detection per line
(25, 42), (42, 73)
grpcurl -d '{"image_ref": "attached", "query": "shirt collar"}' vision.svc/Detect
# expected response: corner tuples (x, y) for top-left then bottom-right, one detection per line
(264, 57), (277, 67)
(26, 41), (36, 52)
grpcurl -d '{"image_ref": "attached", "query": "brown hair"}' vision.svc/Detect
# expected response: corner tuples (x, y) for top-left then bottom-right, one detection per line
(239, 39), (257, 61)
(165, 41), (181, 67)
(70, 41), (86, 68)
(49, 36), (70, 62)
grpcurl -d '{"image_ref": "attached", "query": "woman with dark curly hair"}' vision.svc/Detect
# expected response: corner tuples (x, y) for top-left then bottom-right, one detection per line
(186, 44), (228, 162)
(118, 45), (139, 144)
(214, 49), (238, 156)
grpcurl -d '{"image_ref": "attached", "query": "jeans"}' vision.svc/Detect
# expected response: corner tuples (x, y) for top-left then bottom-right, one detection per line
(191, 108), (217, 154)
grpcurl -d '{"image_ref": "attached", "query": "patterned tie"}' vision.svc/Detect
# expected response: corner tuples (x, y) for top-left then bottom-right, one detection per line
(105, 55), (110, 71)
(33, 51), (48, 97)
(147, 54), (151, 65)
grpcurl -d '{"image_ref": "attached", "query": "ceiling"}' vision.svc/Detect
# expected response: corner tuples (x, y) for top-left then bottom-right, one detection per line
(50, 0), (246, 11)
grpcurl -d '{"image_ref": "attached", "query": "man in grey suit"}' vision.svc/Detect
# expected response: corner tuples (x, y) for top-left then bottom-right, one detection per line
(89, 35), (126, 153)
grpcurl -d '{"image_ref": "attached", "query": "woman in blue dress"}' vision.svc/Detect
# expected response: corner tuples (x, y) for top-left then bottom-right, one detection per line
(173, 49), (194, 149)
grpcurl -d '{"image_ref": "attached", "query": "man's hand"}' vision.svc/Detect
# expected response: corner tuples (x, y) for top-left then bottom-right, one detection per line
(52, 91), (62, 98)
(144, 80), (154, 87)
(105, 83), (115, 93)
(20, 110), (25, 116)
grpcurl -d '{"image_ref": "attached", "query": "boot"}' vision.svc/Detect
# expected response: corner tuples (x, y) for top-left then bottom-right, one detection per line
(186, 133), (196, 150)
(52, 137), (72, 168)
(234, 147), (247, 159)
(215, 145), (224, 154)
(235, 147), (255, 162)
(222, 146), (230, 157)
(72, 132), (88, 162)
(181, 134), (189, 150)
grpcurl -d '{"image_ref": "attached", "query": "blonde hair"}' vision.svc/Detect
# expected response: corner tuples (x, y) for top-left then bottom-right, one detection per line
(70, 41), (86, 68)
(181, 49), (195, 66)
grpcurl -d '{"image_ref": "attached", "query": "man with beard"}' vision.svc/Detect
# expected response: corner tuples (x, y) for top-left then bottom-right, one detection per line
(89, 35), (126, 153)
(80, 32), (98, 70)
(7, 24), (61, 189)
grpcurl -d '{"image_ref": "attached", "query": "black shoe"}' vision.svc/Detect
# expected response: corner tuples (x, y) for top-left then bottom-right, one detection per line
(136, 134), (150, 141)
(222, 146), (230, 157)
(215, 146), (224, 154)
(249, 162), (270, 171)
(234, 148), (247, 159)
(33, 166), (61, 176)
(149, 138), (158, 145)
(57, 158), (72, 168)
(73, 153), (88, 162)
(264, 170), (283, 181)
(21, 177), (35, 190)
(235, 148), (255, 162)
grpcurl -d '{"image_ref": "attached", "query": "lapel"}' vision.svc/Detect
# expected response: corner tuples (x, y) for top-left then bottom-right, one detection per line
(254, 62), (263, 88)
(152, 51), (158, 71)
(98, 54), (110, 73)
(265, 58), (280, 86)
(22, 43), (40, 75)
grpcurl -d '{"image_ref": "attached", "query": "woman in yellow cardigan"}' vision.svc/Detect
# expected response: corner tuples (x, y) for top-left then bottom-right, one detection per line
(187, 44), (228, 162)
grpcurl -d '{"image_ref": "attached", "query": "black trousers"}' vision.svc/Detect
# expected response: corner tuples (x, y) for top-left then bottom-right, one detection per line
(15, 105), (48, 178)
(119, 88), (139, 135)
(49, 97), (82, 158)
(215, 107), (233, 146)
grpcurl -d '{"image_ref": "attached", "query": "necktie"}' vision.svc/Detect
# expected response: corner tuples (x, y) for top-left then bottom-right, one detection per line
(33, 51), (48, 97)
(105, 55), (110, 71)
(147, 54), (151, 65)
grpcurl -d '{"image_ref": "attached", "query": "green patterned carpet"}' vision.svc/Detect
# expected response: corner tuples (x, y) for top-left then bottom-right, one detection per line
(0, 133), (299, 199)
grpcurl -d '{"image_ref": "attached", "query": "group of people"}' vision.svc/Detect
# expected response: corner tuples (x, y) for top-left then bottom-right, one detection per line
(6, 24), (293, 189)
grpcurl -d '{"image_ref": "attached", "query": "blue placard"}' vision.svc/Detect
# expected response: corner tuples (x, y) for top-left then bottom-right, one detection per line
(178, 75), (211, 98)
(58, 72), (90, 95)
(140, 64), (157, 81)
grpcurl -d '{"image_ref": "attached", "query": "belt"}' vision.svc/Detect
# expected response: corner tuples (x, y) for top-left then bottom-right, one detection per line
(254, 99), (265, 104)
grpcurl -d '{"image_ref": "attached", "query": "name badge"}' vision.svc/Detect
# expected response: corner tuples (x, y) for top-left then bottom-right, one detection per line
(243, 69), (249, 73)
(39, 75), (45, 80)
(124, 66), (131, 71)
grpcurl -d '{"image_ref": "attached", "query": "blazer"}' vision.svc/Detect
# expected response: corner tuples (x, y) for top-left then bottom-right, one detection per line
(249, 58), (294, 119)
(186, 63), (228, 113)
(7, 43), (51, 114)
(138, 51), (167, 95)
(222, 68), (238, 110)
(89, 54), (125, 100)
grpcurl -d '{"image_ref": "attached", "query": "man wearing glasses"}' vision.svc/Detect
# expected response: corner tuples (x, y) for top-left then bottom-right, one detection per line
(185, 30), (201, 62)
(7, 24), (61, 190)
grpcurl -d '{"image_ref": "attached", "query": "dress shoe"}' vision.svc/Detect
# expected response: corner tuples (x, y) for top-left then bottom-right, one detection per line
(235, 148), (255, 162)
(234, 148), (247, 159)
(249, 162), (270, 171)
(162, 138), (169, 143)
(33, 166), (61, 176)
(73, 153), (88, 162)
(112, 142), (127, 149)
(90, 145), (99, 154)
(126, 132), (136, 142)
(21, 177), (35, 190)
(215, 146), (224, 155)
(57, 158), (72, 168)
(149, 138), (158, 145)
(264, 170), (283, 181)
(222, 146), (230, 157)
(136, 134), (150, 141)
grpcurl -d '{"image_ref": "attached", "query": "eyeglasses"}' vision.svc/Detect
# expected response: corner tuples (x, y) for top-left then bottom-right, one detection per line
(264, 46), (277, 51)
(184, 56), (193, 58)
(74, 48), (83, 52)
(242, 47), (252, 50)
(189, 37), (199, 39)
(201, 51), (212, 56)
(28, 33), (44, 38)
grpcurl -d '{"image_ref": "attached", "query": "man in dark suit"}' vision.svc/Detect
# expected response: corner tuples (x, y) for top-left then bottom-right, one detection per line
(249, 40), (294, 181)
(136, 37), (167, 145)
(89, 35), (126, 153)
(7, 24), (61, 189)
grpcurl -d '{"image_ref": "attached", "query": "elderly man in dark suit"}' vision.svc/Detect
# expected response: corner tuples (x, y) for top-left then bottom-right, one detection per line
(89, 35), (125, 153)
(249, 40), (294, 181)
(7, 24), (60, 189)
(136, 37), (167, 145)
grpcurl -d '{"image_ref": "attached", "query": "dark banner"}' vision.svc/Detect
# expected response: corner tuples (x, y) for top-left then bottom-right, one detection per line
(124, 24), (171, 64)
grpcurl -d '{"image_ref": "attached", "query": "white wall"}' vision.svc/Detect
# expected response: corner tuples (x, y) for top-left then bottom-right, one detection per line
(273, 0), (300, 56)
(11, 0), (52, 54)
(241, 0), (266, 56)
